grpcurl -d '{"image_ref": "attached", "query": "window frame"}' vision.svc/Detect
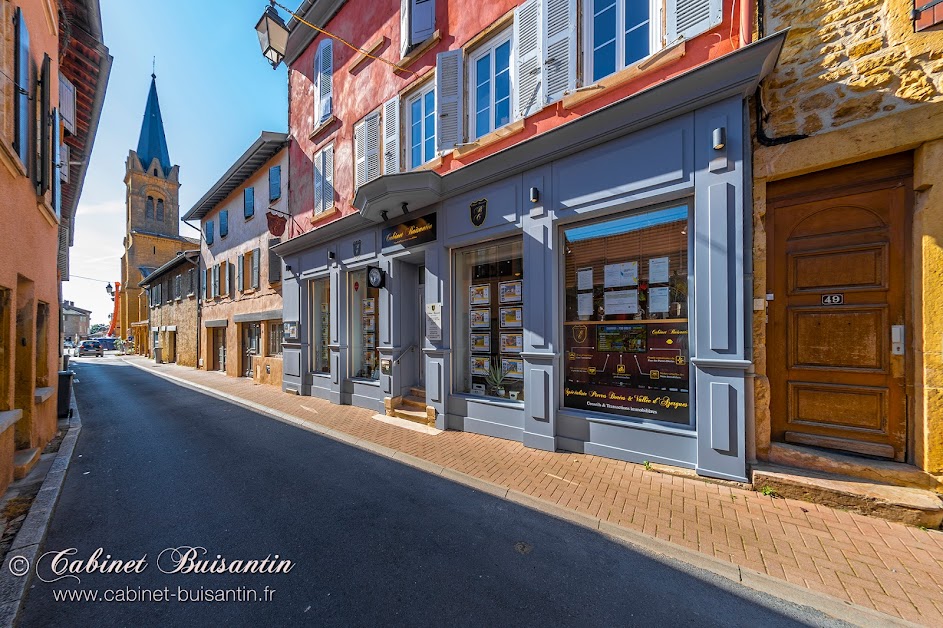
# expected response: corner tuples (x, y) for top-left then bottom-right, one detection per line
(405, 81), (436, 170)
(269, 322), (284, 356)
(467, 28), (515, 141)
(583, 0), (663, 85)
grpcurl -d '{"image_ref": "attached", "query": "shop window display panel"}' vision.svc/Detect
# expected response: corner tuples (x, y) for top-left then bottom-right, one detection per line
(311, 278), (331, 374)
(455, 239), (524, 402)
(563, 205), (690, 425)
(350, 270), (380, 380)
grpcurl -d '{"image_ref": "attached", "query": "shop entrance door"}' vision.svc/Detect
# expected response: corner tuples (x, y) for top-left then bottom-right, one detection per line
(213, 327), (226, 372)
(768, 158), (910, 461)
(242, 323), (261, 377)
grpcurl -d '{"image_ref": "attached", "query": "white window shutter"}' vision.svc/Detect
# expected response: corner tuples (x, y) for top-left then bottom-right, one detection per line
(324, 145), (334, 210)
(383, 96), (400, 175)
(366, 113), (381, 182)
(667, 0), (722, 43)
(313, 44), (321, 125)
(515, 0), (543, 119)
(60, 143), (70, 183)
(313, 149), (324, 213)
(355, 124), (366, 187)
(319, 40), (333, 122)
(400, 0), (411, 56)
(411, 0), (435, 43)
(435, 49), (463, 152)
(543, 0), (576, 103)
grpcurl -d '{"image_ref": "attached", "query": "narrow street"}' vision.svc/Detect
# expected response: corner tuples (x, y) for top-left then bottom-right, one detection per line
(18, 357), (839, 626)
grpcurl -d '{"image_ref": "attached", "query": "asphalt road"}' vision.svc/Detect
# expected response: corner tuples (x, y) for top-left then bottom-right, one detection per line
(18, 357), (843, 626)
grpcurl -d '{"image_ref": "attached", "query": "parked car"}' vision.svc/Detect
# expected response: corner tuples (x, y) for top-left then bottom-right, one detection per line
(97, 337), (117, 351)
(63, 340), (74, 352)
(77, 340), (103, 357)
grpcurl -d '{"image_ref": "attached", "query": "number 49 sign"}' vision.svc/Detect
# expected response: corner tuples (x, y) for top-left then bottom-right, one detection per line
(821, 293), (844, 305)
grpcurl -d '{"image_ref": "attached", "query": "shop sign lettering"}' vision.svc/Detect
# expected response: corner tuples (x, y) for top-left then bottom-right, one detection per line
(382, 215), (437, 249)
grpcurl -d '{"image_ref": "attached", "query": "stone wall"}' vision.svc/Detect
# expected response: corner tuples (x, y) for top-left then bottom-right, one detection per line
(763, 0), (943, 137)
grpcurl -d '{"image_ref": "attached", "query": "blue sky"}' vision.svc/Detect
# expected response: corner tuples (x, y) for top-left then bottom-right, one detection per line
(62, 0), (288, 325)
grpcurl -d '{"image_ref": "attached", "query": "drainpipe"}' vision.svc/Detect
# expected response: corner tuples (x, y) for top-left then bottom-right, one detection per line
(740, 0), (754, 47)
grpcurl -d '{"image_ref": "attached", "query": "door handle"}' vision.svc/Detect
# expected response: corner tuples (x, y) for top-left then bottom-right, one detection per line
(891, 325), (904, 355)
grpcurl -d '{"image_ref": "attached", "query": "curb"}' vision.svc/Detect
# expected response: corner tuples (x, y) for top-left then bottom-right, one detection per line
(0, 389), (83, 628)
(122, 358), (916, 627)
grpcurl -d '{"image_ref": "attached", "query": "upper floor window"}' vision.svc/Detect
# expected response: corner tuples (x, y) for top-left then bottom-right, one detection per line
(354, 112), (381, 188)
(145, 196), (155, 219)
(406, 83), (435, 169)
(156, 198), (164, 221)
(219, 209), (229, 239)
(401, 0), (437, 56)
(586, 0), (657, 83)
(205, 220), (214, 245)
(468, 31), (512, 140)
(313, 39), (333, 126)
(313, 144), (335, 214)
(269, 165), (281, 201)
(244, 187), (255, 219)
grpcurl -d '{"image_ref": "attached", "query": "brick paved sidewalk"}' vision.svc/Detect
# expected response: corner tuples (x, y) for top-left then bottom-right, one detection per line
(119, 356), (943, 624)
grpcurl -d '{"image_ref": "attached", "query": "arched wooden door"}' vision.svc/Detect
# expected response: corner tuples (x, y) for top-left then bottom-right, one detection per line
(768, 157), (911, 461)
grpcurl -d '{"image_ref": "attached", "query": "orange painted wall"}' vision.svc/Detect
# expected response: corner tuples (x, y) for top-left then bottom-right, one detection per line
(288, 0), (743, 229)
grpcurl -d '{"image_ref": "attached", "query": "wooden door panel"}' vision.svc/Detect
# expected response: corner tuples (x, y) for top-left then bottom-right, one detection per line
(789, 307), (885, 371)
(788, 382), (887, 432)
(790, 245), (886, 293)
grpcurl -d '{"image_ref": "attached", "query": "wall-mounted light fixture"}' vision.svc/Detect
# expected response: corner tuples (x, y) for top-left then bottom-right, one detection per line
(529, 187), (539, 203)
(712, 127), (726, 151)
(255, 2), (289, 69)
(328, 251), (336, 260)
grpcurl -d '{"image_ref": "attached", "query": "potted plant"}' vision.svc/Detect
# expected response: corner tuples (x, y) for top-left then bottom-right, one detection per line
(485, 364), (509, 398)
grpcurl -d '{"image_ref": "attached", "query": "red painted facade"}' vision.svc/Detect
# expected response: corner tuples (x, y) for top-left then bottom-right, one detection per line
(287, 0), (743, 234)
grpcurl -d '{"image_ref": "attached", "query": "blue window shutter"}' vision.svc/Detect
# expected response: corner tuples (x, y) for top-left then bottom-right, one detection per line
(52, 109), (61, 220)
(244, 187), (254, 218)
(205, 220), (214, 245)
(14, 8), (30, 166)
(237, 254), (244, 292)
(269, 166), (281, 201)
(38, 54), (51, 194)
(220, 210), (229, 238)
(252, 248), (261, 289)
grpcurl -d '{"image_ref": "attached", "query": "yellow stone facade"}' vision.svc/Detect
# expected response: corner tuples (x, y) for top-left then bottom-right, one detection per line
(753, 0), (943, 477)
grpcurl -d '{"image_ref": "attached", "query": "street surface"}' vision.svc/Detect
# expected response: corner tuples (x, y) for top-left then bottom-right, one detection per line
(19, 357), (843, 626)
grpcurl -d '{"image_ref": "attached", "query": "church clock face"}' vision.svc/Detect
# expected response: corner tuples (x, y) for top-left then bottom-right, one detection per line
(367, 266), (384, 289)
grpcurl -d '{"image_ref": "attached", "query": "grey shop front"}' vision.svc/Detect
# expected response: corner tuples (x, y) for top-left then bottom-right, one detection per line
(274, 35), (784, 482)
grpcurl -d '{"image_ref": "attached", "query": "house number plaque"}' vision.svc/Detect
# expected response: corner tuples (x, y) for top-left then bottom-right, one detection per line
(821, 294), (844, 305)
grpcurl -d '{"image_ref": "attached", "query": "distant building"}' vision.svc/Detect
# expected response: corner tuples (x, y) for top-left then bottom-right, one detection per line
(61, 301), (91, 341)
(139, 251), (200, 366)
(183, 133), (287, 386)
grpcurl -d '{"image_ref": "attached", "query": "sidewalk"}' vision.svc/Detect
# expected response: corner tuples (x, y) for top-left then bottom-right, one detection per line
(121, 356), (943, 624)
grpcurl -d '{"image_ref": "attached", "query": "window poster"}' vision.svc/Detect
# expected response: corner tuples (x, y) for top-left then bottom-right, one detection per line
(604, 289), (638, 315)
(577, 267), (594, 291)
(577, 293), (594, 318)
(470, 308), (491, 329)
(362, 316), (376, 332)
(362, 298), (376, 315)
(500, 332), (523, 354)
(364, 333), (375, 349)
(470, 333), (491, 353)
(471, 355), (491, 376)
(649, 286), (670, 314)
(648, 257), (670, 285)
(499, 306), (523, 328)
(603, 261), (638, 288)
(470, 284), (490, 306)
(502, 358), (524, 380)
(498, 280), (523, 303)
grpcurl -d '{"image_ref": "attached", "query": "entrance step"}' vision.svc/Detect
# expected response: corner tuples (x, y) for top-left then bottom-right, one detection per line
(393, 407), (432, 425)
(13, 447), (40, 480)
(769, 442), (943, 493)
(400, 395), (426, 411)
(408, 387), (426, 399)
(752, 464), (943, 529)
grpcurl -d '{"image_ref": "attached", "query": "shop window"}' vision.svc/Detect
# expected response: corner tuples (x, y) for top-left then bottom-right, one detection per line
(468, 30), (512, 140)
(454, 239), (525, 402)
(269, 322), (284, 356)
(349, 269), (379, 380)
(406, 83), (436, 168)
(311, 278), (331, 374)
(562, 204), (690, 425)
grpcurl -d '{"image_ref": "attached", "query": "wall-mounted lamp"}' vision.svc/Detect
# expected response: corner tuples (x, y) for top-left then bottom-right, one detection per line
(529, 187), (539, 203)
(401, 202), (409, 215)
(712, 127), (726, 151)
(328, 251), (336, 260)
(105, 282), (113, 296)
(285, 264), (292, 272)
(255, 2), (289, 69)
(380, 210), (388, 222)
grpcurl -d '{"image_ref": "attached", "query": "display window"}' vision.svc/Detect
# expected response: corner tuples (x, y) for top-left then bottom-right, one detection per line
(562, 205), (690, 425)
(311, 278), (330, 374)
(350, 269), (380, 380)
(454, 239), (524, 401)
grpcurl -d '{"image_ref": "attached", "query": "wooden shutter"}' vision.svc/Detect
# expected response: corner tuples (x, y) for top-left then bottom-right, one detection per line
(204, 268), (210, 299)
(59, 75), (76, 134)
(323, 145), (334, 210)
(223, 261), (230, 296)
(515, 0), (543, 118)
(365, 113), (381, 183)
(667, 0), (722, 42)
(220, 210), (229, 238)
(252, 248), (261, 289)
(268, 238), (282, 283)
(312, 44), (321, 125)
(238, 254), (244, 291)
(269, 165), (281, 201)
(60, 143), (70, 183)
(314, 148), (324, 213)
(435, 49), (463, 152)
(411, 0), (436, 43)
(52, 108), (61, 220)
(400, 0), (412, 56)
(38, 54), (51, 194)
(383, 96), (400, 175)
(205, 221), (214, 245)
(543, 0), (576, 103)
(244, 187), (254, 218)
(14, 7), (29, 165)
(355, 123), (366, 187)
(212, 265), (219, 298)
(318, 40), (333, 123)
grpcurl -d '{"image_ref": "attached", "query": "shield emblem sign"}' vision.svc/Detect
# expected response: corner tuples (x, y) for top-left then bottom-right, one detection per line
(470, 199), (487, 227)
(573, 325), (588, 344)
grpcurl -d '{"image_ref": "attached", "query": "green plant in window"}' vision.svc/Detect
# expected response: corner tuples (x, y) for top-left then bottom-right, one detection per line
(485, 364), (509, 397)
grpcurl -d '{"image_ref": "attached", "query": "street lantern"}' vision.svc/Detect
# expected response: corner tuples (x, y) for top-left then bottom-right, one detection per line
(105, 282), (113, 296)
(256, 3), (289, 69)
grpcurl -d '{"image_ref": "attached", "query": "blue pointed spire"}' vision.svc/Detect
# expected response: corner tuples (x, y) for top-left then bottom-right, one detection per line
(136, 73), (172, 174)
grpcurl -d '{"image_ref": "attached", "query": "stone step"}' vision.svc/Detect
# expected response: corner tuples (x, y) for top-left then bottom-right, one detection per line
(13, 447), (40, 480)
(752, 464), (943, 529)
(409, 387), (426, 399)
(400, 395), (426, 411)
(768, 442), (943, 492)
(393, 407), (431, 426)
